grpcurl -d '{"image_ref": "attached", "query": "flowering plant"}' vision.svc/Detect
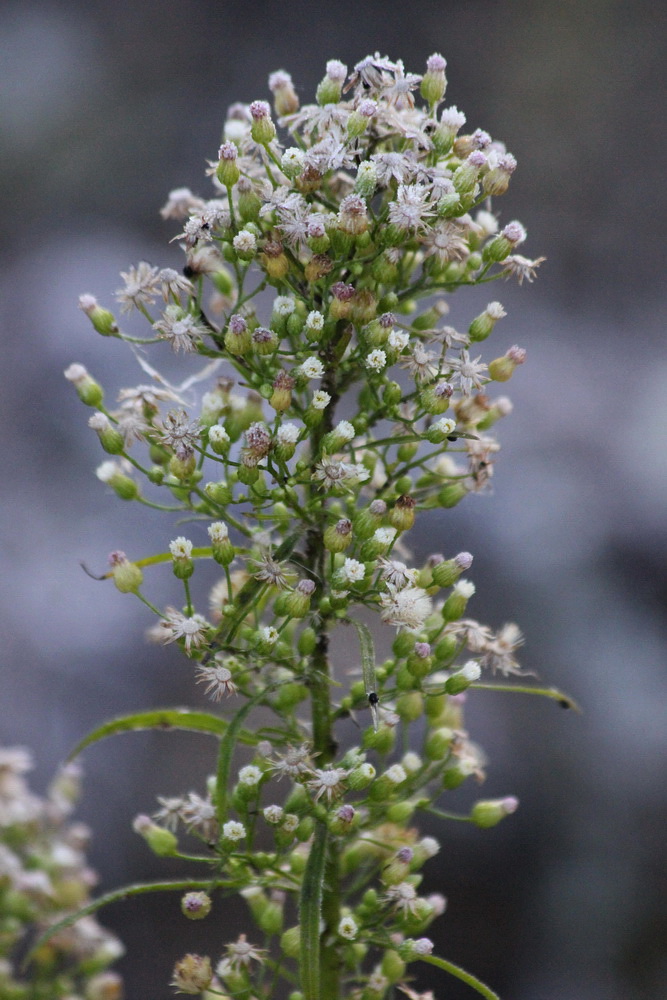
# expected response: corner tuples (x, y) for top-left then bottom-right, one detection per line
(48, 51), (567, 1000)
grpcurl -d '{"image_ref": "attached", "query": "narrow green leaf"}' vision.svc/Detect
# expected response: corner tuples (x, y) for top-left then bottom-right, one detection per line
(215, 687), (273, 823)
(420, 954), (501, 999)
(471, 682), (581, 712)
(299, 822), (328, 1000)
(349, 618), (379, 729)
(27, 878), (224, 965)
(67, 709), (256, 763)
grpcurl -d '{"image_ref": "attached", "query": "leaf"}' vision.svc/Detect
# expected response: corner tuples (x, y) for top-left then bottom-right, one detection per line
(215, 687), (272, 824)
(349, 618), (379, 730)
(420, 954), (501, 999)
(299, 822), (328, 1000)
(67, 709), (256, 762)
(27, 878), (224, 966)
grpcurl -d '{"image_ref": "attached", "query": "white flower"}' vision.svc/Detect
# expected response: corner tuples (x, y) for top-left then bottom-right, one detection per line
(222, 820), (246, 842)
(365, 349), (387, 371)
(209, 425), (230, 447)
(276, 423), (299, 445)
(385, 764), (407, 785)
(334, 419), (355, 442)
(263, 805), (284, 824)
(208, 521), (229, 543)
(299, 357), (325, 379)
(402, 751), (422, 773)
(338, 916), (358, 940)
(311, 390), (331, 410)
(115, 261), (160, 313)
(169, 536), (193, 559)
(273, 295), (296, 316)
(194, 662), (236, 700)
(238, 765), (262, 787)
(258, 625), (279, 645)
(307, 767), (348, 803)
(453, 580), (476, 599)
(341, 558), (365, 583)
(388, 329), (410, 351)
(380, 585), (433, 632)
(225, 934), (265, 969)
(232, 230), (257, 253)
(306, 310), (325, 332)
(447, 349), (488, 395)
(414, 938), (434, 955)
(160, 609), (209, 652)
(373, 527), (397, 547)
(434, 417), (456, 436)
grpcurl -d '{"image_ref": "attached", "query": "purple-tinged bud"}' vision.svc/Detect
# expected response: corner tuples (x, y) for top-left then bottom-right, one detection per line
(260, 239), (290, 281)
(489, 345), (527, 382)
(317, 59), (347, 105)
(249, 100), (276, 144)
(338, 194), (368, 235)
(216, 141), (240, 188)
(224, 313), (251, 355)
(347, 100), (377, 137)
(324, 518), (354, 553)
(283, 579), (315, 618)
(483, 220), (527, 262)
(181, 891), (212, 920)
(453, 151), (488, 194)
(421, 53), (447, 105)
(431, 551), (473, 588)
(388, 495), (416, 532)
(471, 796), (519, 828)
(268, 69), (299, 116)
(483, 152), (517, 196)
(354, 499), (387, 539)
(109, 550), (143, 594)
(270, 370), (295, 412)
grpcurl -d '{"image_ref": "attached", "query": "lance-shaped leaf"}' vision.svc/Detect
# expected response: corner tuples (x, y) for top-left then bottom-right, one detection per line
(299, 821), (328, 1000)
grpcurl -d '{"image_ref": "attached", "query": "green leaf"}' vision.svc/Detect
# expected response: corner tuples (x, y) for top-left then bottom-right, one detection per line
(349, 618), (379, 729)
(67, 708), (257, 762)
(27, 878), (224, 966)
(215, 687), (272, 824)
(420, 953), (500, 999)
(299, 821), (328, 1000)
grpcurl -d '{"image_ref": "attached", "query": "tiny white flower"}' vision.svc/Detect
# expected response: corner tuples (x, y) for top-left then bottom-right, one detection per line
(388, 329), (410, 351)
(385, 764), (407, 785)
(453, 580), (476, 599)
(209, 425), (230, 446)
(357, 763), (376, 781)
(208, 521), (229, 543)
(341, 558), (365, 583)
(402, 751), (422, 773)
(222, 820), (246, 841)
(380, 585), (433, 633)
(365, 349), (387, 371)
(96, 460), (120, 483)
(88, 412), (110, 431)
(169, 536), (193, 559)
(434, 417), (456, 436)
(273, 295), (296, 316)
(259, 625), (279, 645)
(334, 419), (355, 442)
(263, 805), (284, 824)
(414, 937), (434, 956)
(277, 422), (299, 444)
(281, 147), (305, 174)
(306, 310), (325, 332)
(312, 390), (331, 410)
(373, 527), (397, 547)
(281, 813), (299, 833)
(458, 659), (482, 682)
(238, 765), (262, 787)
(418, 836), (440, 858)
(233, 230), (257, 253)
(338, 916), (358, 940)
(299, 357), (325, 379)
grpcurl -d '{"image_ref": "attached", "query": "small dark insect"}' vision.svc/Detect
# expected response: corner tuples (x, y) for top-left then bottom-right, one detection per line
(447, 431), (479, 442)
(368, 692), (379, 706)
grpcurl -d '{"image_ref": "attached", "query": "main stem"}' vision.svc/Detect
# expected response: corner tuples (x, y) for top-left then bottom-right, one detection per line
(305, 330), (342, 999)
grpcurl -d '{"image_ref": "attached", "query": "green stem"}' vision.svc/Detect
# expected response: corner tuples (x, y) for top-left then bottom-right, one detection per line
(420, 954), (500, 1000)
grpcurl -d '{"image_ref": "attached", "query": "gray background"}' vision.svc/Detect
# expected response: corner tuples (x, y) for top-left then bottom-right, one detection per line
(1, 1), (666, 997)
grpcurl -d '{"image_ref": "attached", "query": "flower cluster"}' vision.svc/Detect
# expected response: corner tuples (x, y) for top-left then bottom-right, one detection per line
(0, 748), (124, 999)
(64, 51), (554, 1000)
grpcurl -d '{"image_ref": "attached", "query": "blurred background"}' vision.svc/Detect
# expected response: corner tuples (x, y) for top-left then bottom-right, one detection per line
(1, 0), (666, 997)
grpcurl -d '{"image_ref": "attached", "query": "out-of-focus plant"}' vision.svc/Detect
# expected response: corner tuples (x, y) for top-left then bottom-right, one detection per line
(49, 51), (567, 1000)
(0, 748), (123, 999)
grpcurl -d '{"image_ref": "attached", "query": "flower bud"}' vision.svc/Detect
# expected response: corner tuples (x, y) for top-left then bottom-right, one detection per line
(251, 325), (279, 355)
(283, 579), (315, 618)
(281, 925), (301, 959)
(237, 177), (262, 222)
(424, 726), (454, 760)
(216, 141), (240, 187)
(389, 495), (416, 532)
(324, 518), (354, 553)
(441, 580), (475, 621)
(268, 69), (299, 116)
(224, 314), (252, 355)
(445, 660), (481, 694)
(482, 152), (517, 196)
(65, 363), (104, 407)
(208, 521), (234, 565)
(133, 815), (178, 856)
(78, 294), (118, 336)
(170, 536), (194, 579)
(381, 949), (406, 984)
(489, 345), (527, 382)
(354, 499), (387, 539)
(109, 550), (143, 593)
(249, 100), (276, 144)
(469, 301), (507, 343)
(270, 371), (295, 412)
(471, 796), (519, 828)
(438, 482), (467, 508)
(96, 461), (138, 500)
(316, 59), (347, 105)
(420, 53), (447, 105)
(181, 891), (212, 920)
(88, 412), (124, 454)
(260, 239), (290, 281)
(347, 762), (376, 791)
(171, 954), (212, 995)
(431, 551), (473, 588)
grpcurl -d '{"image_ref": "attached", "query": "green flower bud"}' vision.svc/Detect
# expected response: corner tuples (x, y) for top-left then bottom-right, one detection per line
(65, 363), (104, 407)
(109, 552), (143, 594)
(381, 949), (406, 984)
(396, 691), (424, 722)
(347, 763), (376, 791)
(386, 799), (417, 823)
(216, 141), (240, 187)
(133, 815), (178, 856)
(424, 726), (454, 761)
(362, 723), (395, 755)
(431, 551), (473, 588)
(438, 482), (468, 508)
(250, 100), (276, 144)
(445, 660), (481, 694)
(420, 53), (447, 106)
(469, 301), (507, 342)
(471, 796), (519, 828)
(388, 495), (416, 532)
(434, 634), (459, 666)
(442, 580), (475, 622)
(96, 462), (139, 500)
(281, 926), (301, 959)
(324, 518), (354, 553)
(489, 345), (527, 382)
